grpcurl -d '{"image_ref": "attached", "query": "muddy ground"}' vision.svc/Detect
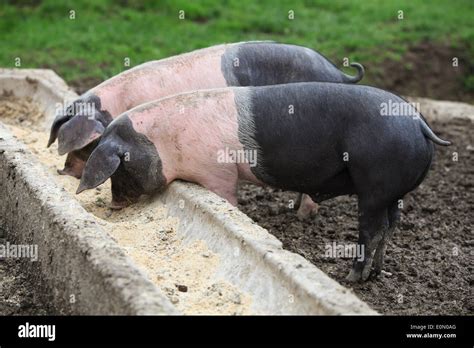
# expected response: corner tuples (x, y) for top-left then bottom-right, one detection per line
(369, 42), (474, 104)
(238, 118), (473, 315)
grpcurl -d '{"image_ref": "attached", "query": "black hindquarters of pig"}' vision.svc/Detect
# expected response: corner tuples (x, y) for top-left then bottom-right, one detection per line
(221, 41), (364, 216)
(235, 82), (450, 282)
(76, 115), (166, 209)
(221, 42), (365, 87)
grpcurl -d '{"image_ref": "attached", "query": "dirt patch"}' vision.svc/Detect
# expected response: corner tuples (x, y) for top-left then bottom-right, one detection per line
(238, 118), (473, 315)
(0, 97), (253, 315)
(69, 76), (103, 95)
(369, 41), (474, 103)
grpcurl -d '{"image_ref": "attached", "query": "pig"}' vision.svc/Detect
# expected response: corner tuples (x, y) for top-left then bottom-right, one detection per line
(47, 41), (364, 179)
(75, 82), (451, 282)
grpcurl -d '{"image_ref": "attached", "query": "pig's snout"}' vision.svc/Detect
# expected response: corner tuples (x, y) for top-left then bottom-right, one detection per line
(56, 151), (89, 179)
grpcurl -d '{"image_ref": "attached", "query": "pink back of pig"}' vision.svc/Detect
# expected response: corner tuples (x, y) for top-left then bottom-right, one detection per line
(128, 88), (260, 204)
(94, 45), (229, 117)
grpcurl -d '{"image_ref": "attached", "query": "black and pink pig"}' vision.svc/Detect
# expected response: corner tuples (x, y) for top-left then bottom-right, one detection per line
(76, 82), (450, 282)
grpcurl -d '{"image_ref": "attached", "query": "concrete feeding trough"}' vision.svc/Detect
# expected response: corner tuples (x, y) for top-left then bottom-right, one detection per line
(0, 68), (377, 315)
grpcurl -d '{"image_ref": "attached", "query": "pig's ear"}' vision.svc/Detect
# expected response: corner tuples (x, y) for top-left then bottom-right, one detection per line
(47, 114), (72, 148)
(76, 143), (121, 194)
(57, 116), (105, 155)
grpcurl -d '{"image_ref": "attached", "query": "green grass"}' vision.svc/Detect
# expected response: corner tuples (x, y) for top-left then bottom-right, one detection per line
(1, 0), (473, 88)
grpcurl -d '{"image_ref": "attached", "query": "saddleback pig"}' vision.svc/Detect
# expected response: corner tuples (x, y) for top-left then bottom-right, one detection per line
(76, 82), (450, 282)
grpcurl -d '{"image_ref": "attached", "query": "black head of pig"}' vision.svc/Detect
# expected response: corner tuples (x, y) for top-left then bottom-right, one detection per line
(47, 94), (113, 156)
(76, 115), (167, 208)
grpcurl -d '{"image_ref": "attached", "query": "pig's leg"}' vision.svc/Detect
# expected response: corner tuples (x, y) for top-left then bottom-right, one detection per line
(373, 201), (401, 275)
(199, 170), (239, 206)
(57, 152), (86, 179)
(295, 193), (303, 208)
(296, 194), (320, 220)
(346, 199), (388, 282)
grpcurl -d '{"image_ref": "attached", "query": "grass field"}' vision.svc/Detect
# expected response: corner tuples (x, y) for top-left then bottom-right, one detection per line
(1, 0), (473, 98)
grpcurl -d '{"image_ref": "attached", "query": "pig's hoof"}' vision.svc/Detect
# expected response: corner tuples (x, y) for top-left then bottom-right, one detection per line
(346, 263), (373, 283)
(361, 265), (372, 281)
(372, 263), (383, 277)
(57, 167), (82, 179)
(372, 245), (386, 276)
(109, 201), (129, 210)
(296, 206), (319, 221)
(345, 269), (362, 283)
